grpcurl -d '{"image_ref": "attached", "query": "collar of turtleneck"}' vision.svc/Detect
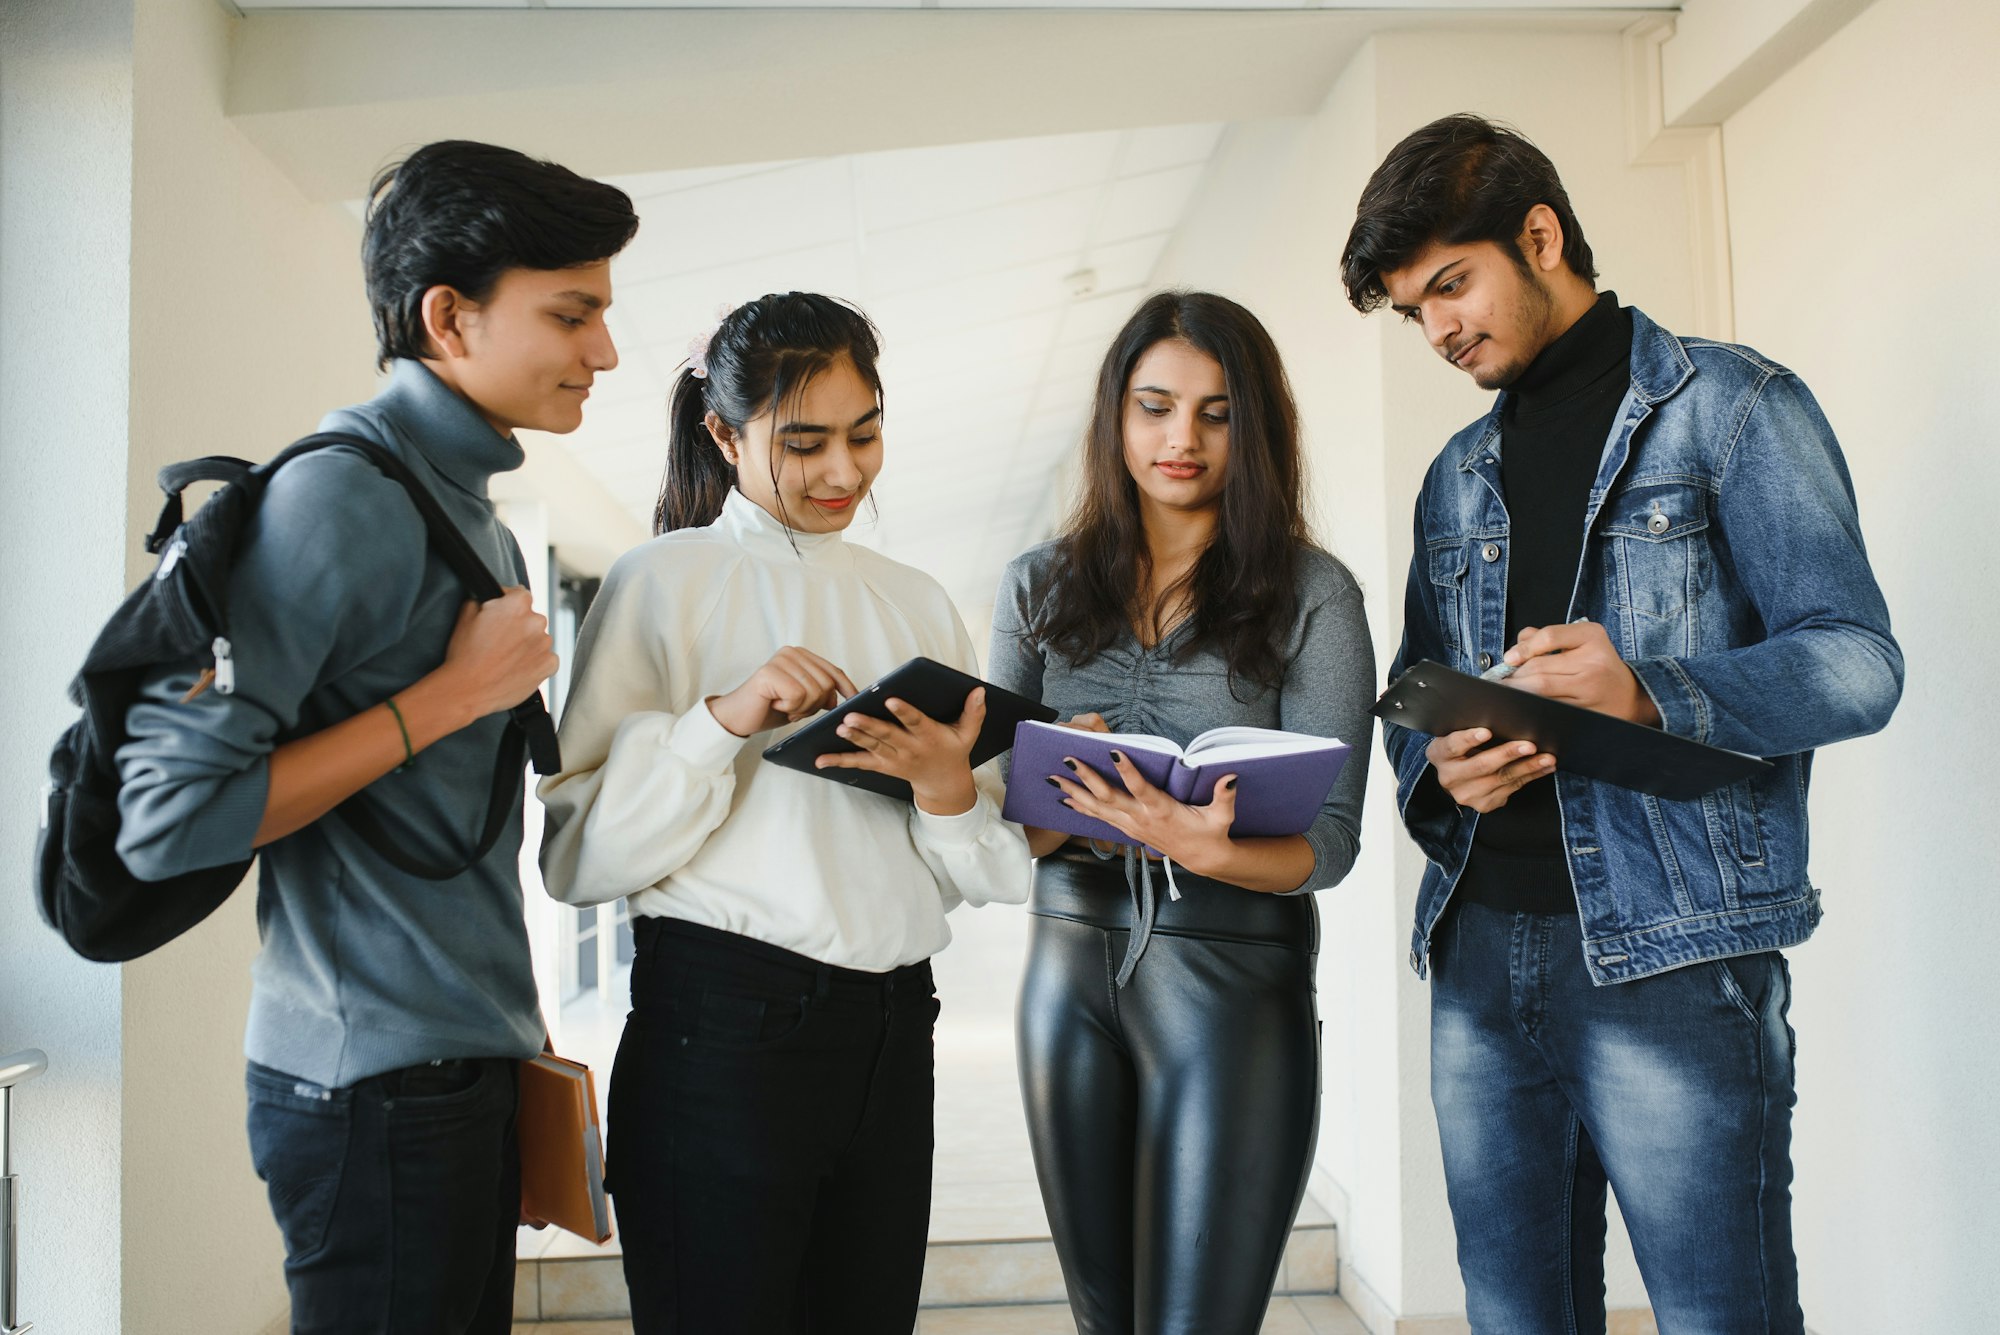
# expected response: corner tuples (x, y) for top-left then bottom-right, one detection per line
(1505, 290), (1632, 424)
(375, 359), (527, 497)
(715, 485), (854, 568)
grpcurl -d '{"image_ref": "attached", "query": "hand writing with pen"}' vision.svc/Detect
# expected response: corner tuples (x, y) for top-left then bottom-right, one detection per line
(1428, 620), (1661, 813)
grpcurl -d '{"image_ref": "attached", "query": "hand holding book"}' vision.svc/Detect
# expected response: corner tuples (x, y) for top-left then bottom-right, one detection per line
(1002, 722), (1352, 890)
(1044, 745), (1245, 879)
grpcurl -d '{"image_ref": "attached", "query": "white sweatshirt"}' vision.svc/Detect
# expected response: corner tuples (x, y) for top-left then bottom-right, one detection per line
(538, 488), (1031, 971)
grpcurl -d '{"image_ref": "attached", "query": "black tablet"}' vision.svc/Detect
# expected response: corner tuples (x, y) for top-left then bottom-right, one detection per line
(760, 656), (1058, 803)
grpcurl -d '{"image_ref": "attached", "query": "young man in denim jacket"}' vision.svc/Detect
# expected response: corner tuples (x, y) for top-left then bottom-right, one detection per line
(114, 142), (636, 1330)
(1343, 114), (1901, 1334)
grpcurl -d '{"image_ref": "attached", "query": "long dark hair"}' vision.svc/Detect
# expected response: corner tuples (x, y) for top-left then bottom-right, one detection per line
(1032, 291), (1313, 692)
(655, 292), (883, 534)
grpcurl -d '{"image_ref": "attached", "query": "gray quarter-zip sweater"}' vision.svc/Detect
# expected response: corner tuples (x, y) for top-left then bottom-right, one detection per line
(115, 359), (544, 1086)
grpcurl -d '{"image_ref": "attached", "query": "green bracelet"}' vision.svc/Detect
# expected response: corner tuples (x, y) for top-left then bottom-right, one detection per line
(384, 697), (415, 771)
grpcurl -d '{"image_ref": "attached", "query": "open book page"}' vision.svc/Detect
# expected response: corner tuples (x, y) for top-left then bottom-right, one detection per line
(1182, 726), (1348, 770)
(1078, 730), (1186, 759)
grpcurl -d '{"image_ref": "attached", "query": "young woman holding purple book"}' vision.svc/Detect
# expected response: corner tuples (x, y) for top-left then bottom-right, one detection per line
(986, 290), (1375, 1335)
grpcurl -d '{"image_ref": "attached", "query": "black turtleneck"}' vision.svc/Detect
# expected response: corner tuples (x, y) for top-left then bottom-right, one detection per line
(1457, 291), (1634, 916)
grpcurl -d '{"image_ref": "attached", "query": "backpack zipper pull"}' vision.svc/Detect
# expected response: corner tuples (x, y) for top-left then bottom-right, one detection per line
(155, 535), (187, 581)
(212, 637), (235, 695)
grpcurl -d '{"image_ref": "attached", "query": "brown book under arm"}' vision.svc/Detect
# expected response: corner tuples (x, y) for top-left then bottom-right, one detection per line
(518, 1051), (611, 1244)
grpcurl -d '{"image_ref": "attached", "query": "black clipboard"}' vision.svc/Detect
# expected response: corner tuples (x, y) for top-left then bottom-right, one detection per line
(1372, 660), (1771, 801)
(761, 656), (1058, 803)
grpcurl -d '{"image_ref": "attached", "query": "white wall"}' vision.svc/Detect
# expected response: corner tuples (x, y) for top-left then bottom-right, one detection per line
(1661, 0), (1879, 126)
(1721, 0), (1999, 1326)
(0, 0), (137, 1328)
(1153, 25), (1701, 1326)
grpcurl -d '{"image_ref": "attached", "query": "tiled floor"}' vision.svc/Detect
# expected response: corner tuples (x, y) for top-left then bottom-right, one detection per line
(916, 1295), (1369, 1334)
(512, 1294), (1369, 1334)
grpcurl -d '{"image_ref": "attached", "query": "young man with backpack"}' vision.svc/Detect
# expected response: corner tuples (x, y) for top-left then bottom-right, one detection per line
(1344, 115), (1901, 1332)
(111, 140), (637, 1330)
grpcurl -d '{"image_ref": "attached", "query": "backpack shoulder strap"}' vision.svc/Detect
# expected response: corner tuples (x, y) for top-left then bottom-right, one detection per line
(261, 432), (563, 881)
(267, 431), (558, 773)
(266, 432), (505, 602)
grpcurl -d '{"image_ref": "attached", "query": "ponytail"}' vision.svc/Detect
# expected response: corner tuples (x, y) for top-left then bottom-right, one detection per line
(655, 367), (734, 534)
(649, 292), (884, 538)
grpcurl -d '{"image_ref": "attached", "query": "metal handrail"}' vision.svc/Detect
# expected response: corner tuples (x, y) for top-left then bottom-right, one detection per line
(0, 1052), (43, 1088)
(0, 1048), (45, 1335)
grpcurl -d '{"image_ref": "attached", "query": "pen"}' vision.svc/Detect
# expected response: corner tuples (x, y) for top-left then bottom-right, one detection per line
(1479, 618), (1588, 682)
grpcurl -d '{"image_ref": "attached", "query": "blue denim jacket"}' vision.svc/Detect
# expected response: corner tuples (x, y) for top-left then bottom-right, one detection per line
(1385, 308), (1902, 985)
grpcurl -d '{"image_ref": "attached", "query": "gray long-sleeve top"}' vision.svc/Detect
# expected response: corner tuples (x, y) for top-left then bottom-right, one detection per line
(114, 359), (544, 1087)
(988, 540), (1374, 892)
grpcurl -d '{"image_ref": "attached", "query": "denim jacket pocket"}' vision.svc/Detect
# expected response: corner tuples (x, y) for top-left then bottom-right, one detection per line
(1427, 542), (1470, 664)
(1725, 778), (1767, 867)
(1603, 480), (1712, 656)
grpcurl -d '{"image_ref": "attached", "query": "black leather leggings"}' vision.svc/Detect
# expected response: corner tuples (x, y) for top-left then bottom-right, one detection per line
(1018, 856), (1321, 1335)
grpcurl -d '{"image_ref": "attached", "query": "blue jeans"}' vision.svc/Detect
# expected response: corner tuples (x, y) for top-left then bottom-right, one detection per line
(1430, 901), (1803, 1335)
(245, 1057), (520, 1334)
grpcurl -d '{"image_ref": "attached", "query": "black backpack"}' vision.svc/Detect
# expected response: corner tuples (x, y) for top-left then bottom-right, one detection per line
(35, 431), (562, 963)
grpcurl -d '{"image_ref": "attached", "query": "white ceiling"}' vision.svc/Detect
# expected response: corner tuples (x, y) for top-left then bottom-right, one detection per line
(555, 123), (1223, 607)
(240, 2), (1671, 9)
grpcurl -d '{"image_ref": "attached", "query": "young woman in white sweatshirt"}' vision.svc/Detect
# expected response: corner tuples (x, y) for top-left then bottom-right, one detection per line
(537, 293), (1030, 1335)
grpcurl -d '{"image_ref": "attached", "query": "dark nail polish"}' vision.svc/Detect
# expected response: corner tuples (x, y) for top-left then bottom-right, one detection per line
(1224, 777), (1237, 790)
(1046, 776), (1061, 787)
(1110, 750), (1126, 763)
(1063, 759), (1078, 771)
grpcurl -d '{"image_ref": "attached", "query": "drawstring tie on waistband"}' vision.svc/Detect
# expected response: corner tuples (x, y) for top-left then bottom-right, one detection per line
(1104, 842), (1182, 988)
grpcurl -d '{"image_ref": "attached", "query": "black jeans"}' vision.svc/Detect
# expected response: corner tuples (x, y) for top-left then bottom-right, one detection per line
(244, 1056), (520, 1334)
(610, 917), (939, 1335)
(1019, 856), (1322, 1335)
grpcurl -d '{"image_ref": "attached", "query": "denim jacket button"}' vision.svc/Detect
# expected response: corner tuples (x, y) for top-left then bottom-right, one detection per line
(1647, 513), (1671, 535)
(1481, 542), (1501, 562)
(1477, 652), (1494, 669)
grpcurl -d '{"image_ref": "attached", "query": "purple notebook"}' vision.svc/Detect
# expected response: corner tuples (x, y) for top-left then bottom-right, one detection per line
(1002, 721), (1351, 846)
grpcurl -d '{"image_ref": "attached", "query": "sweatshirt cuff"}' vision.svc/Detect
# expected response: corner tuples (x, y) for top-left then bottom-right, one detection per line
(669, 702), (752, 772)
(115, 759), (270, 882)
(912, 793), (995, 852)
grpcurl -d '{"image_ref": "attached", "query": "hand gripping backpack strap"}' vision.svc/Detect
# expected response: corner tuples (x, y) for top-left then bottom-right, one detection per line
(269, 432), (562, 881)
